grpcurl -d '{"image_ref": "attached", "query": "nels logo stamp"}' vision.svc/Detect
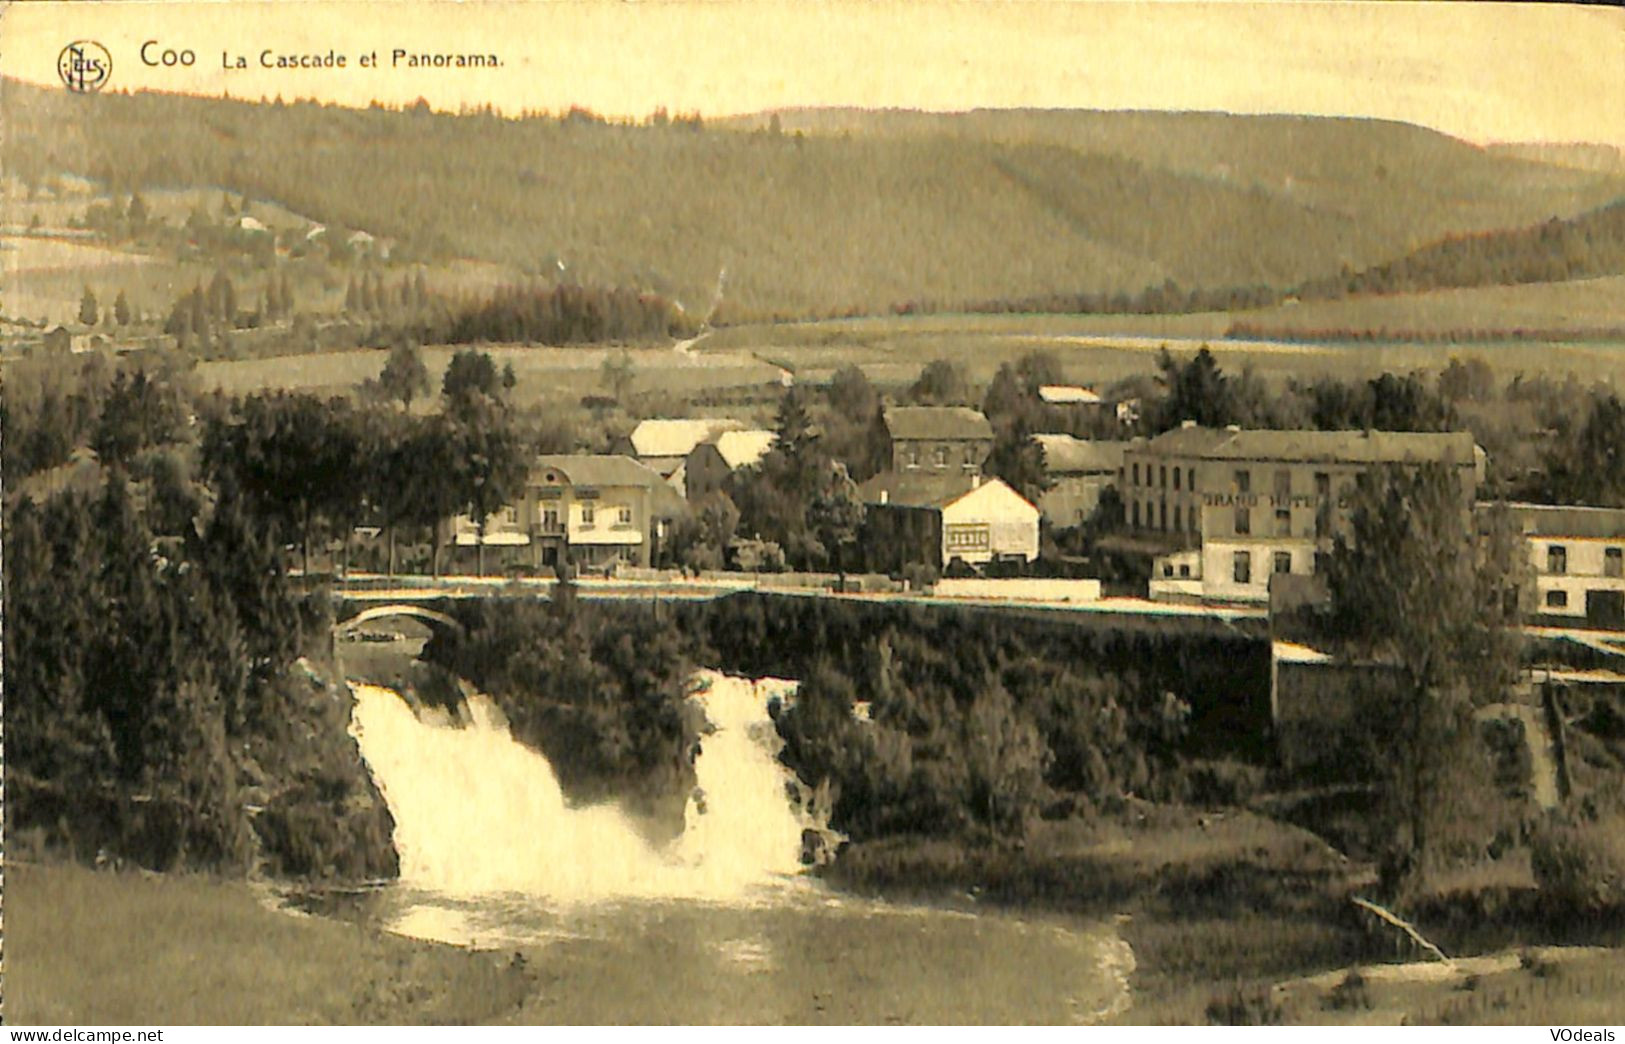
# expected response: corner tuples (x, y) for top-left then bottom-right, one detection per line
(58, 40), (112, 93)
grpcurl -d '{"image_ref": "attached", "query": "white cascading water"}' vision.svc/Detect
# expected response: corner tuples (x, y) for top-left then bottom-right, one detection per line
(349, 669), (821, 902)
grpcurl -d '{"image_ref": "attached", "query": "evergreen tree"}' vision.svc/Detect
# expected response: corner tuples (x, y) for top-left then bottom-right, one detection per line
(79, 286), (100, 326)
(377, 338), (431, 411)
(113, 289), (132, 327)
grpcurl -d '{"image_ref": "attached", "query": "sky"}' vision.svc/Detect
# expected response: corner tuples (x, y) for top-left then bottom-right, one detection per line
(2, 1), (1622, 148)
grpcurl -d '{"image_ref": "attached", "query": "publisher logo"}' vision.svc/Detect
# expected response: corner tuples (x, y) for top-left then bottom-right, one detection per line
(58, 40), (112, 93)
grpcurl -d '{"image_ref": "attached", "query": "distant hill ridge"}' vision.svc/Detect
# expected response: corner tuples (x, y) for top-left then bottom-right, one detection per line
(5, 79), (1623, 321)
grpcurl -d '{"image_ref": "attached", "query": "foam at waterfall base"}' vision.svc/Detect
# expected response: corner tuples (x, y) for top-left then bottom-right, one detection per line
(349, 670), (819, 903)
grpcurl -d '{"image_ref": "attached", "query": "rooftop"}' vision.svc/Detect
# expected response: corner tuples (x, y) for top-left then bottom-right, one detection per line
(708, 429), (777, 470)
(883, 406), (994, 442)
(858, 470), (980, 509)
(1204, 429), (1480, 465)
(1489, 501), (1625, 540)
(1033, 434), (1128, 474)
(628, 417), (745, 459)
(1139, 424), (1236, 457)
(534, 454), (670, 489)
(1038, 385), (1103, 405)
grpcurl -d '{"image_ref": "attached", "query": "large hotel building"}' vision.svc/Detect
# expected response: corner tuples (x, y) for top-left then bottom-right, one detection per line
(1121, 424), (1485, 603)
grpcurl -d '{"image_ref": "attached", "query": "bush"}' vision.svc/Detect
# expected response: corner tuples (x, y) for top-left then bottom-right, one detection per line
(1178, 758), (1269, 808)
(1205, 985), (1283, 1025)
(1530, 817), (1625, 914)
(901, 561), (938, 592)
(1324, 968), (1372, 1011)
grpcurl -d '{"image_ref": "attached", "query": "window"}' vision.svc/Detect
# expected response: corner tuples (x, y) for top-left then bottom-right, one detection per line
(1159, 465), (1168, 487)
(1607, 547), (1623, 578)
(1132, 462), (1140, 486)
(1173, 468), (1181, 491)
(581, 505), (596, 526)
(1173, 506), (1182, 532)
(1159, 500), (1167, 530)
(1233, 551), (1252, 584)
(1235, 506), (1251, 536)
(1179, 563), (1191, 578)
(1315, 472), (1331, 498)
(1547, 589), (1569, 609)
(543, 508), (560, 532)
(1548, 544), (1568, 574)
(1275, 508), (1292, 537)
(1274, 551), (1292, 575)
(934, 445), (948, 467)
(1234, 469), (1251, 494)
(907, 446), (920, 468)
(1132, 501), (1141, 527)
(1188, 468), (1196, 492)
(1163, 564), (1174, 578)
(1190, 507), (1200, 533)
(617, 506), (633, 526)
(1274, 469), (1291, 498)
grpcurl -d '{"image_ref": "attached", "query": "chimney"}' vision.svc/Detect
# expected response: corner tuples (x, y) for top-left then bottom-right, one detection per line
(972, 473), (982, 488)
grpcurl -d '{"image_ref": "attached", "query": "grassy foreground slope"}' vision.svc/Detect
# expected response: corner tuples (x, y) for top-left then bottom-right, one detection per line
(6, 80), (1623, 320)
(4, 862), (532, 1025)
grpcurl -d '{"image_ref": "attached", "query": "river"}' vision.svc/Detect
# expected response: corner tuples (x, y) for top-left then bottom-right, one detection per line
(329, 671), (1133, 1024)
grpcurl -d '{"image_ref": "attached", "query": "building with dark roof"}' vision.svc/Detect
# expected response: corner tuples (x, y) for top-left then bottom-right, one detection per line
(881, 406), (994, 476)
(1124, 424), (1486, 603)
(448, 454), (687, 572)
(1032, 435), (1128, 527)
(857, 471), (1039, 574)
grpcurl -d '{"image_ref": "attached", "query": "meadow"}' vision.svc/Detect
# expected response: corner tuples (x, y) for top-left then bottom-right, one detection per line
(3, 860), (533, 1025)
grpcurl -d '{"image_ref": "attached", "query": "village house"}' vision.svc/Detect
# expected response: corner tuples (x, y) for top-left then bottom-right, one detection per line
(614, 417), (746, 490)
(882, 406), (994, 476)
(1031, 434), (1128, 527)
(1496, 502), (1625, 630)
(684, 429), (777, 503)
(1036, 385), (1129, 431)
(449, 454), (687, 572)
(1125, 425), (1484, 603)
(858, 471), (1040, 574)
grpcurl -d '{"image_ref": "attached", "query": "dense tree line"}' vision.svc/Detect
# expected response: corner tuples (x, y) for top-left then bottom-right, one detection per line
(4, 462), (396, 877)
(1301, 200), (1625, 300)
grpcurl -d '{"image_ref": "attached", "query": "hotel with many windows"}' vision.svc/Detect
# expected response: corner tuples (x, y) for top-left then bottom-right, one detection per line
(1121, 424), (1485, 603)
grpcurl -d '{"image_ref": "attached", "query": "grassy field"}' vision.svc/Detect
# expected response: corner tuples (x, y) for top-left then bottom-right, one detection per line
(178, 304), (1625, 414)
(1231, 276), (1625, 341)
(3, 860), (534, 1025)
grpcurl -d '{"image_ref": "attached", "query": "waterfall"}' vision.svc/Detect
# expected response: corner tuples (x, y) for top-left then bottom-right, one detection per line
(349, 670), (822, 902)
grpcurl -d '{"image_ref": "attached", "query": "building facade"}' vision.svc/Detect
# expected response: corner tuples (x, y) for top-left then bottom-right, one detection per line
(450, 454), (687, 572)
(858, 472), (1039, 573)
(1499, 502), (1625, 629)
(882, 406), (994, 476)
(1126, 426), (1484, 603)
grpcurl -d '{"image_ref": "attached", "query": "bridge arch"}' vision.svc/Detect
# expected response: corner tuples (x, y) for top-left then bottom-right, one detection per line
(334, 604), (467, 639)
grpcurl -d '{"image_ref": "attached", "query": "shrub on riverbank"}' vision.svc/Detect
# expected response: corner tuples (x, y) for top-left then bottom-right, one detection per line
(424, 587), (701, 821)
(1531, 815), (1625, 915)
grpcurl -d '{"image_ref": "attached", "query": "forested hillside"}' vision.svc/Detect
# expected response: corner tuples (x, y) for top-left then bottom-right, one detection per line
(7, 80), (1623, 321)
